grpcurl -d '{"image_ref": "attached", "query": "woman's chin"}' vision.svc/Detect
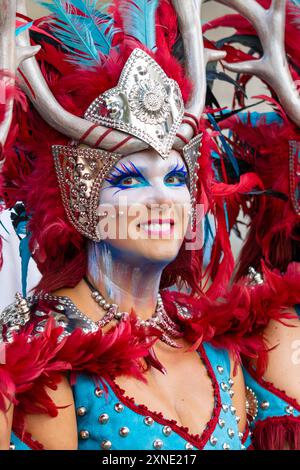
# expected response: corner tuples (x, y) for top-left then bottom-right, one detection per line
(134, 239), (183, 264)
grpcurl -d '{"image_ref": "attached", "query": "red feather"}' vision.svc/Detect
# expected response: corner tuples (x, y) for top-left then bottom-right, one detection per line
(252, 416), (300, 450)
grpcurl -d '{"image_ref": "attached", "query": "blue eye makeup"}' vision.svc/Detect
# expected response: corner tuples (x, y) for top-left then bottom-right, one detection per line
(104, 160), (188, 193)
(104, 161), (150, 192)
(164, 162), (188, 187)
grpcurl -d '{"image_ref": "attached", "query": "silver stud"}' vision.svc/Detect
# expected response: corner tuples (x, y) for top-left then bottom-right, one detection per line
(286, 405), (294, 415)
(185, 442), (194, 450)
(119, 426), (130, 437)
(229, 389), (235, 398)
(9, 444), (15, 450)
(260, 400), (270, 410)
(210, 435), (218, 446)
(162, 426), (172, 436)
(144, 416), (154, 426)
(35, 326), (45, 333)
(217, 365), (224, 374)
(241, 444), (246, 450)
(101, 440), (112, 450)
(95, 387), (104, 397)
(236, 415), (241, 424)
(99, 413), (109, 424)
(153, 439), (163, 449)
(230, 406), (236, 415)
(79, 430), (90, 440)
(223, 443), (230, 450)
(218, 418), (225, 428)
(114, 403), (124, 413)
(221, 382), (229, 392)
(238, 432), (244, 440)
(77, 406), (87, 417)
(56, 304), (65, 311)
(227, 428), (235, 439)
(228, 378), (234, 387)
(222, 404), (229, 413)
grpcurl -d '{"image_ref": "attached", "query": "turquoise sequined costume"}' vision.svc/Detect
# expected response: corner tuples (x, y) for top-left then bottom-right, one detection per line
(2, 295), (251, 451)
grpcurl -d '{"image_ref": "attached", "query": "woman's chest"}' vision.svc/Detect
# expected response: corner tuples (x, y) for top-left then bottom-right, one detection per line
(113, 348), (215, 436)
(72, 344), (245, 450)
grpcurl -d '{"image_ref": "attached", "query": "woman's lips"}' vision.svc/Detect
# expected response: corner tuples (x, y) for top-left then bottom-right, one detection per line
(138, 219), (175, 236)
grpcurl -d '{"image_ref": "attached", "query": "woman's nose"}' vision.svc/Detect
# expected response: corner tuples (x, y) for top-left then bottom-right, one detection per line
(145, 184), (175, 209)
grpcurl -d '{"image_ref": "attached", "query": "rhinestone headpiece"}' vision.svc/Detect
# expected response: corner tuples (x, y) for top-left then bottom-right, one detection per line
(84, 48), (184, 159)
(53, 145), (120, 240)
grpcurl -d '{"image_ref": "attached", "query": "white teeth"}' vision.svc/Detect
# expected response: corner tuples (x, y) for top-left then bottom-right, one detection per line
(140, 222), (172, 232)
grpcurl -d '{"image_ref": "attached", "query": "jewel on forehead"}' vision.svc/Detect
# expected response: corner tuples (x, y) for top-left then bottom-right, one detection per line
(84, 49), (184, 159)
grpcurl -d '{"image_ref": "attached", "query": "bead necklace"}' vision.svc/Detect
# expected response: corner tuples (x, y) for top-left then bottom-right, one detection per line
(84, 277), (184, 348)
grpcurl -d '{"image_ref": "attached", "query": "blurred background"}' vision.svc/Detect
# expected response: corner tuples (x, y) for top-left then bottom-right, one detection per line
(0, 1), (267, 309)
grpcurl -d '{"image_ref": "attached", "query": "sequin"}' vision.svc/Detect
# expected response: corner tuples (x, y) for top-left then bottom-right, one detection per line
(79, 430), (90, 440)
(77, 407), (87, 417)
(153, 439), (163, 449)
(119, 427), (130, 437)
(144, 416), (154, 426)
(101, 440), (112, 450)
(114, 403), (124, 413)
(99, 413), (110, 424)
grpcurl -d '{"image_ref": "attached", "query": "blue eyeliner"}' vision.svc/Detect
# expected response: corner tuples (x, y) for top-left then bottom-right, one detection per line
(104, 160), (149, 190)
(164, 162), (188, 187)
(104, 160), (188, 191)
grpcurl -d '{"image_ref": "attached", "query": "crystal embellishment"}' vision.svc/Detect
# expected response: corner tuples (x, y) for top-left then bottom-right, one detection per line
(52, 145), (120, 241)
(84, 49), (184, 159)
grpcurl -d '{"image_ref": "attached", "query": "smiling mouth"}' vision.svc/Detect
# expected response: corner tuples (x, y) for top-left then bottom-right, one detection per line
(138, 219), (175, 236)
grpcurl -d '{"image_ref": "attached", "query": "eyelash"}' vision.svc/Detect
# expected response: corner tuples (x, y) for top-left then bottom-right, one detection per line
(105, 161), (188, 189)
(164, 163), (188, 186)
(105, 162), (147, 189)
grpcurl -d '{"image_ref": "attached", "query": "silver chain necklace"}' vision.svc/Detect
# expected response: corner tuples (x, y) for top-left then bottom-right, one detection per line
(84, 277), (184, 348)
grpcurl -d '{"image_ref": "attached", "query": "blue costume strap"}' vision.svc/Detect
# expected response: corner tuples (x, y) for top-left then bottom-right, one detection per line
(244, 367), (300, 425)
(10, 432), (32, 450)
(295, 304), (300, 318)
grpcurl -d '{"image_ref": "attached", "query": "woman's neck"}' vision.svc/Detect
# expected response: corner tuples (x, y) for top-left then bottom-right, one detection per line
(87, 242), (166, 320)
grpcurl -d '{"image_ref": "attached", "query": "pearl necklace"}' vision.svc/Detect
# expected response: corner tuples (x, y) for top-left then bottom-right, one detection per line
(84, 277), (184, 348)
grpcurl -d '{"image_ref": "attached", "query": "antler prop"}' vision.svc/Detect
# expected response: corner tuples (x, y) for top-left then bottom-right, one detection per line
(0, 0), (40, 152)
(172, 0), (226, 145)
(216, 0), (300, 127)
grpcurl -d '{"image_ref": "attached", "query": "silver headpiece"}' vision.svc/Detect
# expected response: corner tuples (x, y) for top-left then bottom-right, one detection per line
(84, 49), (184, 159)
(52, 145), (120, 241)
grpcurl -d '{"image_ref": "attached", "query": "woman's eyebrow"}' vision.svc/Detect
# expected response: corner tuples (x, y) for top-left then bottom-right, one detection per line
(166, 161), (187, 173)
(109, 160), (146, 179)
(131, 160), (187, 174)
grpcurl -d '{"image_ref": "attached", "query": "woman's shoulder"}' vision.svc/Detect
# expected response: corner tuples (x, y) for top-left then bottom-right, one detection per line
(0, 293), (34, 343)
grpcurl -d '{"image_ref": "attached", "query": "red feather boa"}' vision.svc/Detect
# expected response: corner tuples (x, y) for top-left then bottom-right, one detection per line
(0, 314), (160, 435)
(252, 416), (300, 450)
(2, 263), (296, 437)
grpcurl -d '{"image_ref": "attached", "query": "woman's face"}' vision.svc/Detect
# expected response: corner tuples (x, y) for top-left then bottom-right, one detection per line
(97, 148), (191, 265)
